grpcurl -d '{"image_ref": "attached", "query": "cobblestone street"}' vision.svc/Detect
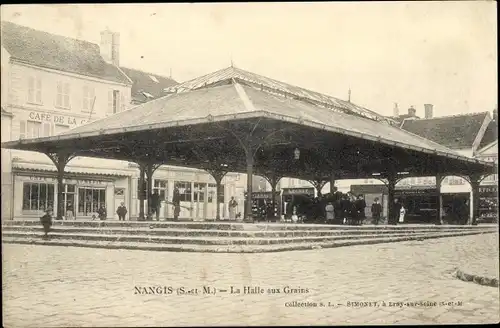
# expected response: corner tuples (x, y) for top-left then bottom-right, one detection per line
(3, 234), (499, 327)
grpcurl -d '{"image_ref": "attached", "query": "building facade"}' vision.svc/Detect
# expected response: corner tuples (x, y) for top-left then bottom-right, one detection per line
(1, 22), (243, 221)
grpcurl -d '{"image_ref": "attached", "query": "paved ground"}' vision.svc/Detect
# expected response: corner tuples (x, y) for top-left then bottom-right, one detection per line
(2, 234), (499, 327)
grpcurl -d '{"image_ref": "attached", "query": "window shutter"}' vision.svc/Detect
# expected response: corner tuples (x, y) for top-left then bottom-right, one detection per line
(64, 83), (70, 108)
(56, 81), (63, 107)
(42, 123), (53, 137)
(107, 90), (113, 114)
(120, 93), (125, 112)
(19, 121), (26, 139)
(28, 76), (35, 102)
(36, 77), (42, 103)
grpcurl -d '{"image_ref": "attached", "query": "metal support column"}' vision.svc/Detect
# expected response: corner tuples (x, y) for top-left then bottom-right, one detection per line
(46, 152), (74, 220)
(469, 174), (482, 225)
(138, 163), (146, 221)
(206, 169), (228, 221)
(145, 164), (154, 220)
(310, 179), (327, 197)
(263, 173), (282, 220)
(386, 173), (397, 225)
(245, 150), (254, 222)
(435, 175), (444, 225)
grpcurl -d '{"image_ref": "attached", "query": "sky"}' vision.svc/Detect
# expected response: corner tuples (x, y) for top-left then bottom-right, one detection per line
(1, 2), (497, 117)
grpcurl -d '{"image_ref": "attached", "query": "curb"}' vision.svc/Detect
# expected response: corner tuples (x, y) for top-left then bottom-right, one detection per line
(454, 269), (499, 288)
(2, 230), (495, 253)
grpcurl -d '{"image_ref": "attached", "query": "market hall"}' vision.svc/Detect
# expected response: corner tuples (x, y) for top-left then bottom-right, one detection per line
(1, 67), (495, 223)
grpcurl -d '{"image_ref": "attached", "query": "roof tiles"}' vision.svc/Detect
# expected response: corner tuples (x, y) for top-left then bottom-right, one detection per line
(401, 112), (490, 149)
(1, 21), (130, 84)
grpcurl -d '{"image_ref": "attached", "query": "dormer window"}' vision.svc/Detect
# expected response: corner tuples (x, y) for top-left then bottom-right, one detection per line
(149, 75), (159, 83)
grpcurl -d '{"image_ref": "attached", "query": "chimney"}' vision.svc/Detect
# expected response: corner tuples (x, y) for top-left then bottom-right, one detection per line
(408, 105), (416, 117)
(424, 104), (433, 119)
(393, 103), (399, 117)
(100, 29), (120, 66)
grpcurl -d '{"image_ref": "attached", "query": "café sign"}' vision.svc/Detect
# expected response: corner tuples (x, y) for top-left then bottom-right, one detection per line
(28, 176), (105, 185)
(29, 112), (87, 126)
(282, 188), (315, 196)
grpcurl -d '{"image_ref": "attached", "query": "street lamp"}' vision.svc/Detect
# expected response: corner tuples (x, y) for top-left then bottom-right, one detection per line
(294, 148), (300, 160)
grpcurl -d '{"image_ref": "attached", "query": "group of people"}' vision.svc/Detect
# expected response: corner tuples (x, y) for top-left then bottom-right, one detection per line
(285, 192), (369, 225)
(284, 192), (406, 225)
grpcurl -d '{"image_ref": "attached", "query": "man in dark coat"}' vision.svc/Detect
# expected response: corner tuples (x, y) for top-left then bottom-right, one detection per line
(390, 198), (402, 225)
(116, 202), (128, 221)
(340, 194), (351, 225)
(150, 190), (161, 221)
(371, 197), (383, 225)
(354, 195), (367, 225)
(40, 207), (53, 238)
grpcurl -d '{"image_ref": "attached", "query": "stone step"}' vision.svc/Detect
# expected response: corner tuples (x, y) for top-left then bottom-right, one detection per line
(2, 225), (496, 238)
(2, 219), (495, 231)
(1, 229), (492, 246)
(1, 230), (495, 253)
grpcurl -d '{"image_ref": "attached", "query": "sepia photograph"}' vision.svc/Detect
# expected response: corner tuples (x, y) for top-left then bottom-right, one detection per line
(1, 2), (498, 326)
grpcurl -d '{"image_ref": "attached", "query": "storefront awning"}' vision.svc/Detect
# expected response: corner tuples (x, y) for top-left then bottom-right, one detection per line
(11, 162), (131, 178)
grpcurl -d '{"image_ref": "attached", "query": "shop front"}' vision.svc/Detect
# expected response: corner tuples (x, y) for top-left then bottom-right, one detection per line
(281, 187), (315, 219)
(13, 171), (125, 220)
(394, 188), (438, 223)
(130, 166), (239, 221)
(243, 191), (281, 222)
(478, 185), (498, 222)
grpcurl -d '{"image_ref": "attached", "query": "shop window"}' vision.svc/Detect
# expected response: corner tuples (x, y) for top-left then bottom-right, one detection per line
(56, 81), (71, 109)
(63, 184), (76, 213)
(482, 174), (498, 183)
(153, 179), (168, 200)
(207, 184), (225, 203)
(174, 181), (192, 202)
(22, 182), (54, 211)
(27, 75), (42, 104)
(193, 183), (206, 202)
(19, 120), (42, 140)
(82, 85), (95, 112)
(78, 188), (106, 216)
(208, 184), (217, 202)
(42, 122), (53, 137)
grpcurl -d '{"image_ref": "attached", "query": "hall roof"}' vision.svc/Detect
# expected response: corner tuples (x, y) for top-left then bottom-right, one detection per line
(58, 82), (459, 155)
(164, 66), (395, 124)
(2, 78), (493, 180)
(1, 21), (130, 84)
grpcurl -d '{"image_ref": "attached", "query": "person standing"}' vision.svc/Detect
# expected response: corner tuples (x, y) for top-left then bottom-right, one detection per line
(116, 202), (128, 221)
(325, 202), (335, 224)
(150, 190), (161, 221)
(66, 201), (74, 221)
(390, 198), (402, 225)
(97, 205), (107, 221)
(40, 207), (53, 239)
(340, 194), (351, 225)
(371, 197), (382, 225)
(172, 186), (181, 221)
(354, 194), (367, 225)
(228, 197), (238, 220)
